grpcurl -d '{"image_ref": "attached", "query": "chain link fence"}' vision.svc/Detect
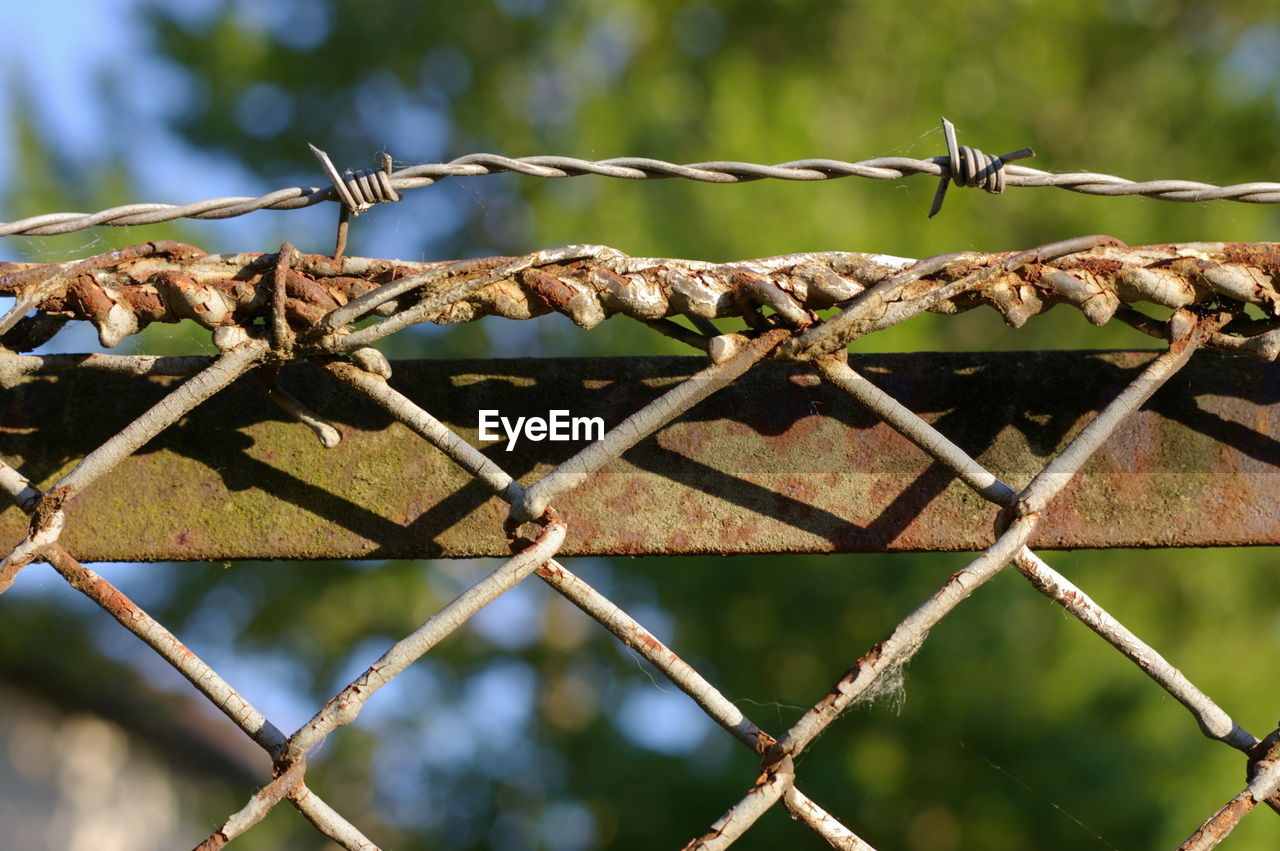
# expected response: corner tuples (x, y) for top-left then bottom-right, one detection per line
(1, 131), (1279, 846)
(0, 222), (1277, 848)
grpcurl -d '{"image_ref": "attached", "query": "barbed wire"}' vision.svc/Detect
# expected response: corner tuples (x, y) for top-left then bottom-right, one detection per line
(3, 118), (1280, 238)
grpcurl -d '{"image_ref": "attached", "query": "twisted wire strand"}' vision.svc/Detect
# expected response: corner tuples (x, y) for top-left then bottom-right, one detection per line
(6, 239), (1280, 362)
(4, 140), (1280, 238)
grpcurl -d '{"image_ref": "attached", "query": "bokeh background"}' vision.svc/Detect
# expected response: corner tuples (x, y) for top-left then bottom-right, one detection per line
(1, 0), (1279, 848)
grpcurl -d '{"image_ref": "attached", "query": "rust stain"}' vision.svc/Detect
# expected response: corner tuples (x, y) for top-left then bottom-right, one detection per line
(67, 276), (116, 321)
(627, 626), (664, 655)
(1061, 255), (1126, 276)
(284, 270), (339, 313)
(520, 268), (578, 309)
(754, 729), (778, 754)
(1221, 242), (1280, 270)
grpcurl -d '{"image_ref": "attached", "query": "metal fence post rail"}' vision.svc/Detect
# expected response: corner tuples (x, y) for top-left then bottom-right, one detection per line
(1, 232), (1278, 849)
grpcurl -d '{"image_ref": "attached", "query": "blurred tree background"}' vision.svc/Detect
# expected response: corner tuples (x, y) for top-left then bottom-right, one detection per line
(2, 0), (1280, 848)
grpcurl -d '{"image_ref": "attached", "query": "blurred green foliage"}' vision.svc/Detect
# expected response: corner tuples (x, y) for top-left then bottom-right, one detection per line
(3, 0), (1280, 848)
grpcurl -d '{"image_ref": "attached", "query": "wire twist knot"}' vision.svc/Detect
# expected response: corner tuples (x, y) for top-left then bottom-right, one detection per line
(928, 117), (1035, 218)
(308, 145), (401, 215)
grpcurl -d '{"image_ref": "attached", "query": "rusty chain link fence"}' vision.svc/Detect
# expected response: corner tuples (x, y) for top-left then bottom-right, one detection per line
(1, 139), (1279, 848)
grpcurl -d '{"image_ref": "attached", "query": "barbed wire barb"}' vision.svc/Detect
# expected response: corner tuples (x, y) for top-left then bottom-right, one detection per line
(928, 115), (1035, 217)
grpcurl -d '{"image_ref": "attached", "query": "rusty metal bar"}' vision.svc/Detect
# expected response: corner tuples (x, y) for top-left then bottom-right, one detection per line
(1, 350), (1277, 560)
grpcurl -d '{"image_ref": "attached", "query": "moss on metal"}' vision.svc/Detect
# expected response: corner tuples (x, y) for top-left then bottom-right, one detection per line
(1, 353), (1276, 561)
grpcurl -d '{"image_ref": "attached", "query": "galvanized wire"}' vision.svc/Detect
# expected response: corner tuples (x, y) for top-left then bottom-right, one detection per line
(4, 119), (1280, 237)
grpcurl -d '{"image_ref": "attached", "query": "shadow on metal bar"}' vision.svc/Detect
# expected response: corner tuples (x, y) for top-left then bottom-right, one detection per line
(2, 350), (1278, 561)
